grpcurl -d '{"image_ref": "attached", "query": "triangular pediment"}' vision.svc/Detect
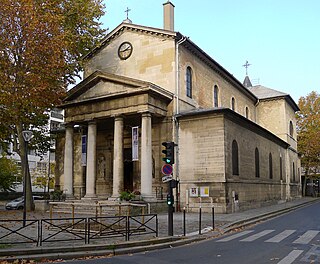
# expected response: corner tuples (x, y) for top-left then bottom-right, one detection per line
(83, 22), (177, 60)
(63, 71), (172, 106)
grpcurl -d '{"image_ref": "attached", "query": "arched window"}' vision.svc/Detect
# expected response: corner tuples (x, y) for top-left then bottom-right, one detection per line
(231, 97), (235, 111)
(232, 140), (239, 175)
(214, 85), (219, 107)
(293, 162), (295, 182)
(245, 107), (249, 118)
(269, 153), (273, 179)
(289, 121), (294, 137)
(255, 148), (260, 178)
(186, 66), (192, 98)
(280, 157), (283, 181)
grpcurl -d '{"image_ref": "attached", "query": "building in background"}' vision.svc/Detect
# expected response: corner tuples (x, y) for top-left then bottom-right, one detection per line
(0, 108), (64, 193)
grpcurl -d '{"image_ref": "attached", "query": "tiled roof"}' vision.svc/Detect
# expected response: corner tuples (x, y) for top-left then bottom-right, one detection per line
(249, 85), (287, 99)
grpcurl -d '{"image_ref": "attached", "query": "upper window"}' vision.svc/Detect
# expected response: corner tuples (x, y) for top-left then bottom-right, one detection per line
(280, 157), (283, 181)
(269, 153), (273, 179)
(231, 97), (235, 111)
(255, 148), (260, 178)
(232, 140), (239, 175)
(186, 66), (192, 98)
(245, 107), (249, 118)
(214, 85), (219, 107)
(293, 162), (295, 182)
(289, 121), (294, 137)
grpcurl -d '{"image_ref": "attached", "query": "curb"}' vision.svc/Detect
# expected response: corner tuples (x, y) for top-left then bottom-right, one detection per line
(0, 236), (204, 262)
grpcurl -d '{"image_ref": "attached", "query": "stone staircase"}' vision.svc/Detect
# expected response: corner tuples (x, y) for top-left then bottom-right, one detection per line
(48, 200), (147, 217)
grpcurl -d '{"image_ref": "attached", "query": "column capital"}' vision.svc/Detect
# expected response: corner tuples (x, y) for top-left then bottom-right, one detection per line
(64, 122), (74, 129)
(87, 120), (97, 126)
(113, 114), (124, 121)
(140, 111), (152, 118)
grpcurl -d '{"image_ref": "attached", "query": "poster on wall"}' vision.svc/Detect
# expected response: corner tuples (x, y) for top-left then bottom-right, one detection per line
(132, 126), (139, 161)
(189, 187), (199, 197)
(81, 135), (87, 166)
(200, 186), (210, 197)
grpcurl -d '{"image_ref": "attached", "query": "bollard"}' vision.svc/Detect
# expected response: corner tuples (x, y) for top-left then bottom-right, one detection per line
(212, 206), (215, 230)
(199, 206), (202, 235)
(183, 207), (186, 236)
(50, 204), (53, 224)
(72, 204), (75, 225)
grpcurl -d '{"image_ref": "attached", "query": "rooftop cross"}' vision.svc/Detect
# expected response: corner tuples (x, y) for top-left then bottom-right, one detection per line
(243, 60), (251, 76)
(125, 7), (131, 19)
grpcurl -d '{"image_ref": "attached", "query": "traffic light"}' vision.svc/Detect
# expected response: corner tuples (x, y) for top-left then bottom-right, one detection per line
(167, 193), (174, 206)
(162, 141), (175, 164)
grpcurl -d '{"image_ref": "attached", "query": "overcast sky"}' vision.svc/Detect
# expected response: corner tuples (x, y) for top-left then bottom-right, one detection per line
(102, 0), (320, 102)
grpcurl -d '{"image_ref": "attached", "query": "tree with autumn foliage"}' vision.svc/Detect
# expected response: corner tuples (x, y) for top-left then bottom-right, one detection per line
(296, 91), (320, 196)
(0, 0), (106, 210)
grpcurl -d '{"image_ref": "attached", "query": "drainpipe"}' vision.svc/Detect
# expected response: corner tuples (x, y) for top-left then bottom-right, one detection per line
(173, 36), (186, 211)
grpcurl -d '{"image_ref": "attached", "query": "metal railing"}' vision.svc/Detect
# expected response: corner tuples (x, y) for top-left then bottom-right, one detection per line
(0, 214), (158, 247)
(40, 217), (87, 246)
(0, 219), (39, 246)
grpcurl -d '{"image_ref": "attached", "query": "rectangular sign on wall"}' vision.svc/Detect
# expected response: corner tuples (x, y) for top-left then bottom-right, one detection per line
(132, 126), (139, 161)
(81, 135), (87, 166)
(200, 186), (210, 197)
(189, 187), (199, 197)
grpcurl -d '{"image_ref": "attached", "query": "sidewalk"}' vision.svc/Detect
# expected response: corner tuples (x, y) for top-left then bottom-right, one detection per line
(0, 197), (318, 262)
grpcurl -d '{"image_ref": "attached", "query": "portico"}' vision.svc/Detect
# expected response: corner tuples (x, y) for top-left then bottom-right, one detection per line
(60, 71), (173, 200)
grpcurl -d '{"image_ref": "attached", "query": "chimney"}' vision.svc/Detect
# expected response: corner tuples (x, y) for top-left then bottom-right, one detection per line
(163, 1), (175, 31)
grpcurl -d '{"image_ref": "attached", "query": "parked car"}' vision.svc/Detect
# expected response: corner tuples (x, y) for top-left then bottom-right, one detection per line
(5, 196), (43, 210)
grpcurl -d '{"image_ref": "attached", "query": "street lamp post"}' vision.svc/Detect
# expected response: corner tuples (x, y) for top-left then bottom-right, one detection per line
(22, 130), (33, 227)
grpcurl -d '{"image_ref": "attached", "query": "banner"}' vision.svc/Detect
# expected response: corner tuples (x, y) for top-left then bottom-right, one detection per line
(132, 126), (139, 161)
(81, 135), (87, 166)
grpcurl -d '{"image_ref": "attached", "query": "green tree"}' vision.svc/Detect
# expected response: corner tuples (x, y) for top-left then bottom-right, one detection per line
(0, 0), (106, 210)
(0, 157), (20, 192)
(296, 91), (320, 196)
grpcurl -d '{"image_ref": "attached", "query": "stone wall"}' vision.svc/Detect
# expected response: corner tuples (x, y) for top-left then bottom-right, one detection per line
(177, 45), (257, 122)
(84, 30), (176, 93)
(177, 110), (297, 213)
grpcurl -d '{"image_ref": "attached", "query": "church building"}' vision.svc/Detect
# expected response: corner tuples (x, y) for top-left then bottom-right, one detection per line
(55, 2), (301, 213)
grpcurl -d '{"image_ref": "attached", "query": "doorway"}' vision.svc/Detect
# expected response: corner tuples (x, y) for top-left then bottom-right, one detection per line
(124, 149), (133, 191)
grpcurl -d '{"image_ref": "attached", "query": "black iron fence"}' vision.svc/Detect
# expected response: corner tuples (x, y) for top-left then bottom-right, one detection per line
(0, 214), (158, 247)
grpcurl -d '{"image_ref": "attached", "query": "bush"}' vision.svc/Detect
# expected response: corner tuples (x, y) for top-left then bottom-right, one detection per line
(119, 191), (135, 201)
(50, 189), (65, 201)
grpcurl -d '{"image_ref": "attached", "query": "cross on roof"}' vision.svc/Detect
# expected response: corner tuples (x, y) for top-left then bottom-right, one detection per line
(125, 7), (131, 19)
(243, 60), (251, 76)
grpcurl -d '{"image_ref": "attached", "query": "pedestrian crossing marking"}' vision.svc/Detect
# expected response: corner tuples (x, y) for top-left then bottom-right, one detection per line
(240, 230), (274, 242)
(265, 230), (296, 243)
(277, 250), (303, 264)
(216, 230), (254, 242)
(292, 230), (319, 244)
(216, 229), (320, 245)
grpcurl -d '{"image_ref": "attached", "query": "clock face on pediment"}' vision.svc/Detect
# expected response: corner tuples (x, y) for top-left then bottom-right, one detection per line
(118, 41), (133, 60)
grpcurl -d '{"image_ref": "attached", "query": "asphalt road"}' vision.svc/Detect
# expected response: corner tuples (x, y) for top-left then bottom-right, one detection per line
(50, 201), (320, 264)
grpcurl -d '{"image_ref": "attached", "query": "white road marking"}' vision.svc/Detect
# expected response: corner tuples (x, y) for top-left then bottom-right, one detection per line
(293, 230), (319, 244)
(240, 230), (274, 242)
(277, 250), (303, 264)
(216, 230), (254, 242)
(265, 230), (296, 243)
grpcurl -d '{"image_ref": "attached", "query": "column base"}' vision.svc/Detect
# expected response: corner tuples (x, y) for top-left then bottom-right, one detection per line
(141, 195), (157, 202)
(82, 194), (98, 200)
(65, 194), (75, 200)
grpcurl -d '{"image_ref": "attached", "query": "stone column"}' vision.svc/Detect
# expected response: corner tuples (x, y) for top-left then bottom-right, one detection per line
(141, 112), (153, 200)
(84, 121), (97, 199)
(64, 124), (74, 198)
(112, 116), (124, 198)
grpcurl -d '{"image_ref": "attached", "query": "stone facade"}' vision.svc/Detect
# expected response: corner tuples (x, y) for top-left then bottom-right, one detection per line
(55, 2), (300, 213)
